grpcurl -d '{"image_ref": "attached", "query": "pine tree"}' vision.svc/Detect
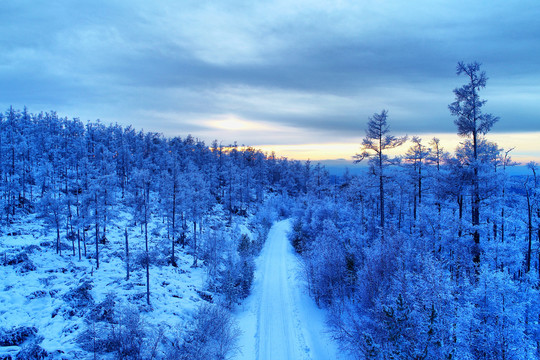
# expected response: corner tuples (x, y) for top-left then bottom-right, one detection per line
(185, 167), (212, 267)
(403, 136), (431, 223)
(354, 110), (407, 233)
(449, 61), (499, 265)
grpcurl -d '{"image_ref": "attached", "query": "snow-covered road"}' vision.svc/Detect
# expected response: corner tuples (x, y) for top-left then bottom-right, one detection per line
(234, 219), (347, 360)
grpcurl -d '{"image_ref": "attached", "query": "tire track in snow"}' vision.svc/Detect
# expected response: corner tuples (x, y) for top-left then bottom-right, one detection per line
(255, 219), (307, 360)
(234, 219), (347, 360)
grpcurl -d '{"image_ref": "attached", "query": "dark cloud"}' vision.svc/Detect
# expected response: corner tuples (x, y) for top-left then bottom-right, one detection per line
(1, 0), (539, 148)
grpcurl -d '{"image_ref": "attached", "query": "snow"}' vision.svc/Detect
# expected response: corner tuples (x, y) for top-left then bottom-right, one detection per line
(234, 219), (348, 360)
(0, 211), (208, 358)
(2, 207), (350, 358)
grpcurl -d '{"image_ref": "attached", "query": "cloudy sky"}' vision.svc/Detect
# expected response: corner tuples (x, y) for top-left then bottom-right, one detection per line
(1, 0), (539, 163)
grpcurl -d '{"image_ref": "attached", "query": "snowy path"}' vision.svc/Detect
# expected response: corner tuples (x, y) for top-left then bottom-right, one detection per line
(234, 219), (347, 360)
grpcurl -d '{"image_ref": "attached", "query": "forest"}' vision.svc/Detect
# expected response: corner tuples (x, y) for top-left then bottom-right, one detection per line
(1, 62), (539, 359)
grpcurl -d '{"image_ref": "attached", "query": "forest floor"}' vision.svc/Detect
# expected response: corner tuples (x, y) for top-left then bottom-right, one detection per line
(233, 219), (349, 360)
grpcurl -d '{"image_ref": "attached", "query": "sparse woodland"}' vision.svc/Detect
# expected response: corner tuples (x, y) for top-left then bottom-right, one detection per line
(1, 62), (540, 359)
(0, 106), (297, 359)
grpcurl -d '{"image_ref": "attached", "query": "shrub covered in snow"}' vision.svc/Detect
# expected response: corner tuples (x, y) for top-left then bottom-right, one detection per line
(5, 252), (29, 266)
(15, 338), (48, 360)
(62, 280), (94, 308)
(166, 304), (240, 360)
(4, 251), (37, 273)
(107, 306), (146, 359)
(86, 293), (116, 323)
(0, 326), (37, 346)
(27, 290), (47, 300)
(79, 301), (154, 360)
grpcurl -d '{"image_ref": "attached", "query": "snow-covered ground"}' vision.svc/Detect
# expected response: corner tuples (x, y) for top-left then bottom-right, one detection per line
(234, 219), (349, 360)
(2, 211), (350, 359)
(0, 211), (208, 359)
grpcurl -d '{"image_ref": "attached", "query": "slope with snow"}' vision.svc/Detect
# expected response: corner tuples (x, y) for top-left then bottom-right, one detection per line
(0, 211), (209, 358)
(234, 219), (348, 360)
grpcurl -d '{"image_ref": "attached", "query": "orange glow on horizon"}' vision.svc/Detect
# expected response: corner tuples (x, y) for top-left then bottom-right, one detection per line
(254, 132), (540, 164)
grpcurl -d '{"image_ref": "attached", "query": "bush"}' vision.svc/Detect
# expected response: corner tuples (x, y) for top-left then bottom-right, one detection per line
(0, 326), (37, 346)
(63, 280), (94, 309)
(23, 245), (41, 254)
(236, 234), (252, 258)
(133, 251), (156, 270)
(168, 304), (240, 360)
(27, 290), (47, 300)
(108, 306), (145, 360)
(289, 218), (305, 254)
(218, 255), (254, 307)
(77, 321), (109, 355)
(86, 294), (116, 323)
(6, 252), (29, 265)
(15, 338), (47, 360)
(17, 259), (37, 273)
(78, 304), (147, 360)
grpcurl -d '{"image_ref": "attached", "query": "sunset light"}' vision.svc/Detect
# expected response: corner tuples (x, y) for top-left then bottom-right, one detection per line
(206, 116), (256, 131)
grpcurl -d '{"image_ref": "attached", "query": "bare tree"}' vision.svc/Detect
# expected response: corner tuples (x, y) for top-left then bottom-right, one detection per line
(403, 136), (431, 222)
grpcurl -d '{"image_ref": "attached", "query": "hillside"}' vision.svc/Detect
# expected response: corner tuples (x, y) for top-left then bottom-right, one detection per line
(1, 106), (540, 359)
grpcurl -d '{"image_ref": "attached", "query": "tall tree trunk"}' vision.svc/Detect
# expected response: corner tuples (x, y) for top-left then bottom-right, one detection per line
(76, 162), (80, 217)
(145, 197), (150, 305)
(379, 171), (384, 231)
(83, 229), (87, 257)
(95, 193), (99, 269)
(125, 228), (130, 281)
(458, 194), (463, 238)
(413, 183), (417, 222)
(77, 229), (81, 261)
(56, 220), (61, 255)
(171, 180), (177, 267)
(103, 189), (108, 238)
(71, 224), (75, 256)
(471, 83), (481, 266)
(418, 163), (422, 206)
(537, 208), (540, 278)
(526, 190), (532, 273)
(192, 221), (198, 267)
(472, 175), (480, 265)
(181, 212), (186, 248)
